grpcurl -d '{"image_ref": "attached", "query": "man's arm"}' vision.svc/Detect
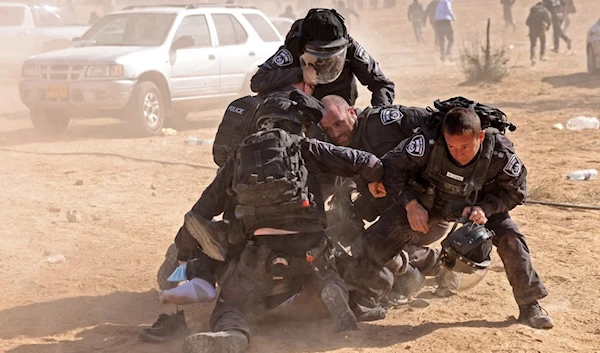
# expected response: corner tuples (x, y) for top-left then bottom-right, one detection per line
(301, 138), (384, 183)
(477, 136), (527, 216)
(380, 133), (431, 206)
(174, 161), (233, 259)
(407, 5), (413, 20)
(250, 46), (304, 94)
(348, 39), (396, 106)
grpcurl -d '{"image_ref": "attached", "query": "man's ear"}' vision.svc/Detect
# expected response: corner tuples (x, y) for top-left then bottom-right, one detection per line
(478, 130), (485, 142)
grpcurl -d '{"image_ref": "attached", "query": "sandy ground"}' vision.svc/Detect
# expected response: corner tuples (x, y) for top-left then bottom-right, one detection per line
(1, 0), (599, 352)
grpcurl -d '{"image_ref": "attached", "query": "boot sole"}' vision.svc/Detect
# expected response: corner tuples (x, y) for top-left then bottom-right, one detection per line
(182, 332), (248, 353)
(321, 284), (359, 333)
(185, 212), (227, 261)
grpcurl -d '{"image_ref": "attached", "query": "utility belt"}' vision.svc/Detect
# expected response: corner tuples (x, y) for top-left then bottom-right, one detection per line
(408, 178), (476, 220)
(241, 237), (334, 282)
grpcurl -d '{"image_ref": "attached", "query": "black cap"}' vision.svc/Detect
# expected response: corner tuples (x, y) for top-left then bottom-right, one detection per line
(302, 9), (348, 49)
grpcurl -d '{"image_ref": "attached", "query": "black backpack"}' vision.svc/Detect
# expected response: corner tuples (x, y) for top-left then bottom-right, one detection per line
(230, 128), (314, 229)
(213, 95), (264, 168)
(429, 96), (517, 134)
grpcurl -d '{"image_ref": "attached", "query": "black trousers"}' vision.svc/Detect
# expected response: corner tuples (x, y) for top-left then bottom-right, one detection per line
(529, 29), (547, 60)
(350, 203), (548, 306)
(551, 14), (570, 51)
(435, 20), (454, 61)
(209, 234), (347, 339)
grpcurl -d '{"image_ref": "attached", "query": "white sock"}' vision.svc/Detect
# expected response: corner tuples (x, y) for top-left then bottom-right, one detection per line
(159, 278), (217, 305)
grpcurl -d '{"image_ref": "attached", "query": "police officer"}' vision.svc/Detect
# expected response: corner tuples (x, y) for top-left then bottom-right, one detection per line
(250, 8), (395, 107)
(176, 95), (387, 353)
(354, 107), (554, 329)
(319, 95), (449, 299)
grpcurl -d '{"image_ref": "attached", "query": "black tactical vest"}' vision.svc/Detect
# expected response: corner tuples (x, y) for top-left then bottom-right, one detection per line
(422, 129), (497, 208)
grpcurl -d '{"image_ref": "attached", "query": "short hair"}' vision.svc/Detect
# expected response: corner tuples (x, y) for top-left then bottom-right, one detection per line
(321, 95), (350, 110)
(442, 107), (481, 137)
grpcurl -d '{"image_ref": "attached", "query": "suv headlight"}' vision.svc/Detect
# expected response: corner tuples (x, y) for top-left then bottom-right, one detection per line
(86, 65), (124, 78)
(22, 65), (39, 78)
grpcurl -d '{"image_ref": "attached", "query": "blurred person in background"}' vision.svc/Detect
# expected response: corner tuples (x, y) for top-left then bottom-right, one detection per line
(526, 1), (552, 66)
(335, 0), (360, 28)
(434, 0), (455, 62)
(407, 0), (426, 44)
(543, 0), (571, 53)
(425, 0), (440, 48)
(279, 5), (296, 20)
(501, 0), (517, 30)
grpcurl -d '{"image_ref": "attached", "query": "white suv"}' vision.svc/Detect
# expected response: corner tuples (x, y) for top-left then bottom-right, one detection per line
(19, 4), (283, 135)
(587, 17), (600, 74)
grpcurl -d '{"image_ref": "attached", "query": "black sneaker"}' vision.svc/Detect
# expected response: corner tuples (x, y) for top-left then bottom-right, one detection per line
(518, 301), (554, 329)
(393, 265), (425, 299)
(321, 283), (359, 333)
(139, 310), (189, 343)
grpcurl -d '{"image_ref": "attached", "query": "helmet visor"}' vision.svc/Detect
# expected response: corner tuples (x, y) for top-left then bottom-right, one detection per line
(443, 261), (489, 293)
(300, 45), (347, 84)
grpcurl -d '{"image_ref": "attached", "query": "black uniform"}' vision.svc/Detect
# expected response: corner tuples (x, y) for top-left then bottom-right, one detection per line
(250, 25), (395, 107)
(349, 125), (548, 306)
(526, 2), (552, 61)
(177, 138), (384, 338)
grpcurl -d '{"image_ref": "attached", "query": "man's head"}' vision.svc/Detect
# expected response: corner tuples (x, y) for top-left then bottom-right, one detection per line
(442, 107), (484, 166)
(320, 95), (357, 146)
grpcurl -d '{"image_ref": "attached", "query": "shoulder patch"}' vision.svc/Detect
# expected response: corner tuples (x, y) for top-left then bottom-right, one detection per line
(503, 154), (523, 177)
(272, 48), (293, 67)
(354, 43), (370, 63)
(406, 135), (425, 157)
(380, 108), (403, 125)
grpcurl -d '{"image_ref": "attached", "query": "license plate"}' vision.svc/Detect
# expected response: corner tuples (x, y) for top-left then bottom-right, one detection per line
(47, 85), (69, 98)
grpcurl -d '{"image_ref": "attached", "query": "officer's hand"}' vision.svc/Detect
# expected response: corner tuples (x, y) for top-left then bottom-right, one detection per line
(462, 206), (488, 225)
(302, 64), (318, 86)
(368, 181), (386, 198)
(406, 200), (429, 233)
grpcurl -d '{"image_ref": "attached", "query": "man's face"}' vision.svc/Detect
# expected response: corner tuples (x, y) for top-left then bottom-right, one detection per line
(320, 104), (357, 146)
(443, 131), (485, 166)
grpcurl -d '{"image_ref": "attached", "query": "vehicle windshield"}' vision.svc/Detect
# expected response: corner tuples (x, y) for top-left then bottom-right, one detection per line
(81, 13), (175, 46)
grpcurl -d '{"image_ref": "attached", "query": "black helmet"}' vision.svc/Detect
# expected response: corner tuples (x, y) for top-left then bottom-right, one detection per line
(439, 220), (494, 292)
(255, 91), (325, 131)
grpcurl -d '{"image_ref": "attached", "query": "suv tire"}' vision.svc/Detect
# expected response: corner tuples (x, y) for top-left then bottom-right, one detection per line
(30, 109), (70, 135)
(587, 47), (598, 75)
(127, 81), (165, 135)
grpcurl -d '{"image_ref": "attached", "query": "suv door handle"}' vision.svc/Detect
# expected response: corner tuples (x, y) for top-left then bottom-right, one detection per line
(208, 54), (216, 60)
(248, 51), (255, 56)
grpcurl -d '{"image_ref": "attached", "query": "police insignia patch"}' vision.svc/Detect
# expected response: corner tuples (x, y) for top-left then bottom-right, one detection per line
(380, 108), (403, 125)
(406, 135), (425, 157)
(273, 49), (293, 67)
(503, 154), (523, 177)
(354, 44), (370, 63)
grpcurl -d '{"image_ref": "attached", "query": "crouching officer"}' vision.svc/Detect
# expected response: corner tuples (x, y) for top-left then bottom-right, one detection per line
(355, 106), (553, 329)
(156, 93), (389, 353)
(251, 8), (395, 107)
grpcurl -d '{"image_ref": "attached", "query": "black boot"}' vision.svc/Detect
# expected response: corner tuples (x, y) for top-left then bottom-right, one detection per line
(518, 301), (554, 329)
(393, 265), (426, 299)
(321, 283), (359, 332)
(139, 310), (189, 343)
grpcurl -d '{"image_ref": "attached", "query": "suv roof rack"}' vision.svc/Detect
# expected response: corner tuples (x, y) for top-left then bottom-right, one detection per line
(121, 3), (256, 10)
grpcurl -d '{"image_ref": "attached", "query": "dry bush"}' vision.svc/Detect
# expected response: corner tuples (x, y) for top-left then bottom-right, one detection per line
(458, 19), (512, 83)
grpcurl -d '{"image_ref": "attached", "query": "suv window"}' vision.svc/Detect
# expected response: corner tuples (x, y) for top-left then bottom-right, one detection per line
(82, 13), (175, 46)
(212, 14), (247, 46)
(243, 14), (280, 42)
(174, 15), (211, 47)
(0, 7), (25, 26)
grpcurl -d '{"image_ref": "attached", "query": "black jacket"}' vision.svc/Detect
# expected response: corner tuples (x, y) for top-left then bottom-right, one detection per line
(381, 125), (527, 217)
(250, 37), (395, 107)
